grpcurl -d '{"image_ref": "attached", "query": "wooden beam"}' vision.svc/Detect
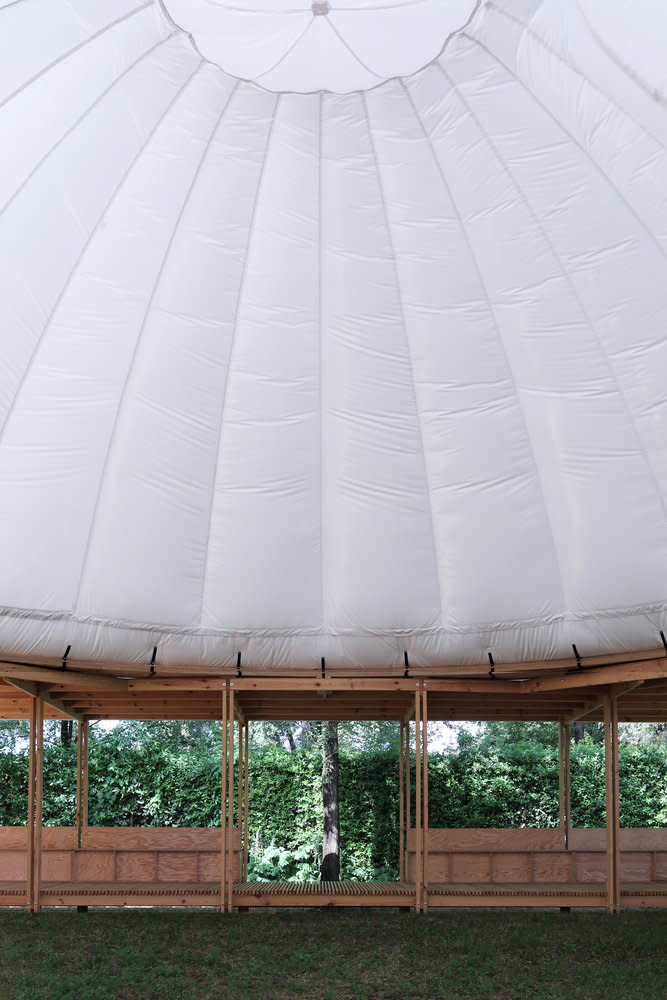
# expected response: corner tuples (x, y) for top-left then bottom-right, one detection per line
(5, 678), (85, 721)
(565, 681), (644, 723)
(0, 665), (128, 692)
(425, 679), (524, 695)
(525, 660), (667, 694)
(129, 677), (420, 693)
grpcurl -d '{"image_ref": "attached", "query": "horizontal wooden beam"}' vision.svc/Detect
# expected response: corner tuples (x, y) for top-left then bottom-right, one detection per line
(564, 681), (645, 723)
(0, 665), (128, 692)
(128, 677), (420, 693)
(524, 661), (667, 694)
(4, 679), (85, 722)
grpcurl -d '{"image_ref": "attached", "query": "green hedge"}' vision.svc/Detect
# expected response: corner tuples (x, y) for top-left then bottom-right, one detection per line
(0, 733), (665, 880)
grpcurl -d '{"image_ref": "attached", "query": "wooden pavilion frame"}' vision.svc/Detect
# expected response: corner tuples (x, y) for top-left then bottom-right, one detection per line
(0, 645), (666, 912)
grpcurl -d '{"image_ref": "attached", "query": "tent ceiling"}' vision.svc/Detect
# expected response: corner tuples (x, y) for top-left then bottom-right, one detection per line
(159, 0), (480, 93)
(1, 0), (667, 673)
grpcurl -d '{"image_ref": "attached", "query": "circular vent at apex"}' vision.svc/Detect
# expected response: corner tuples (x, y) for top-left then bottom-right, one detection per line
(160, 0), (480, 92)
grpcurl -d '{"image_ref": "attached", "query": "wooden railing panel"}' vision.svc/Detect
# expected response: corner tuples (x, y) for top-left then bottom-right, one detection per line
(493, 853), (531, 883)
(74, 851), (115, 882)
(572, 853), (606, 883)
(0, 828), (243, 894)
(83, 828), (231, 850)
(198, 853), (221, 881)
(41, 851), (72, 882)
(0, 828), (29, 849)
(408, 829), (667, 888)
(115, 852), (156, 882)
(450, 854), (492, 883)
(157, 852), (199, 882)
(0, 850), (27, 881)
(532, 853), (572, 883)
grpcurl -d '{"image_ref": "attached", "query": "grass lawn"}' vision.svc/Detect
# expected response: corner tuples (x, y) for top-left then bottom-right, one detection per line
(0, 908), (665, 1000)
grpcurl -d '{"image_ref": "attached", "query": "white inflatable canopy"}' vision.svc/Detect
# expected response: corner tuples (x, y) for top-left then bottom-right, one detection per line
(0, 0), (667, 671)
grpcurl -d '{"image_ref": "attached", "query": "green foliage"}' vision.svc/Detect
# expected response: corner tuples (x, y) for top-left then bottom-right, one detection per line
(0, 721), (665, 882)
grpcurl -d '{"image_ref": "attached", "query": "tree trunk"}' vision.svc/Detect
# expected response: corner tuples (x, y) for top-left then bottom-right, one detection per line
(573, 722), (585, 744)
(60, 720), (74, 747)
(320, 720), (340, 881)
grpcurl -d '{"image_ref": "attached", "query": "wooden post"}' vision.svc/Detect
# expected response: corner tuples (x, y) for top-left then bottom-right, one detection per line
(414, 687), (422, 912)
(404, 717), (410, 881)
(27, 696), (37, 912)
(421, 684), (429, 913)
(243, 721), (250, 880)
(399, 720), (405, 882)
(27, 694), (44, 913)
(558, 721), (571, 849)
(227, 685), (235, 913)
(604, 693), (621, 913)
(221, 683), (228, 912)
(237, 716), (244, 881)
(76, 719), (89, 849)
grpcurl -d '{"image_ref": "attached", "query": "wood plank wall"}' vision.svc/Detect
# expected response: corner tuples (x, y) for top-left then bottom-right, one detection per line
(0, 827), (241, 885)
(407, 829), (667, 885)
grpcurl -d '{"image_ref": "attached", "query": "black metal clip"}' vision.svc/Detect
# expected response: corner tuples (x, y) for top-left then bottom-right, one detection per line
(321, 657), (326, 679)
(149, 646), (157, 676)
(488, 651), (495, 679)
(61, 644), (71, 672)
(403, 651), (410, 678)
(572, 644), (583, 671)
(236, 652), (242, 678)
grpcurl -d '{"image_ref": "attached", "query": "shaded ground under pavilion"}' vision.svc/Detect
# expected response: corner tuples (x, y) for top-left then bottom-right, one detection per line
(0, 645), (666, 913)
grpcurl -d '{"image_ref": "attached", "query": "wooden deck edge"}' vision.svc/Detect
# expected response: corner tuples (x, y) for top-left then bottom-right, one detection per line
(0, 878), (665, 909)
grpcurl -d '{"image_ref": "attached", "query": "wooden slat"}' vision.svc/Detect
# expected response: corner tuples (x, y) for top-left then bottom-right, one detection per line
(226, 688), (235, 914)
(399, 720), (405, 882)
(422, 686), (429, 913)
(76, 719), (88, 848)
(414, 689), (422, 912)
(221, 684), (228, 912)
(559, 722), (571, 848)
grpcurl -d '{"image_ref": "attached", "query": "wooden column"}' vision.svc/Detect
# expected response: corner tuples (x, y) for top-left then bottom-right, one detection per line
(604, 693), (621, 913)
(27, 693), (44, 913)
(76, 719), (89, 849)
(414, 688), (422, 912)
(237, 716), (244, 880)
(558, 721), (571, 849)
(399, 720), (405, 882)
(421, 684), (429, 913)
(243, 720), (250, 880)
(403, 716), (411, 882)
(221, 682), (228, 912)
(226, 685), (235, 913)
